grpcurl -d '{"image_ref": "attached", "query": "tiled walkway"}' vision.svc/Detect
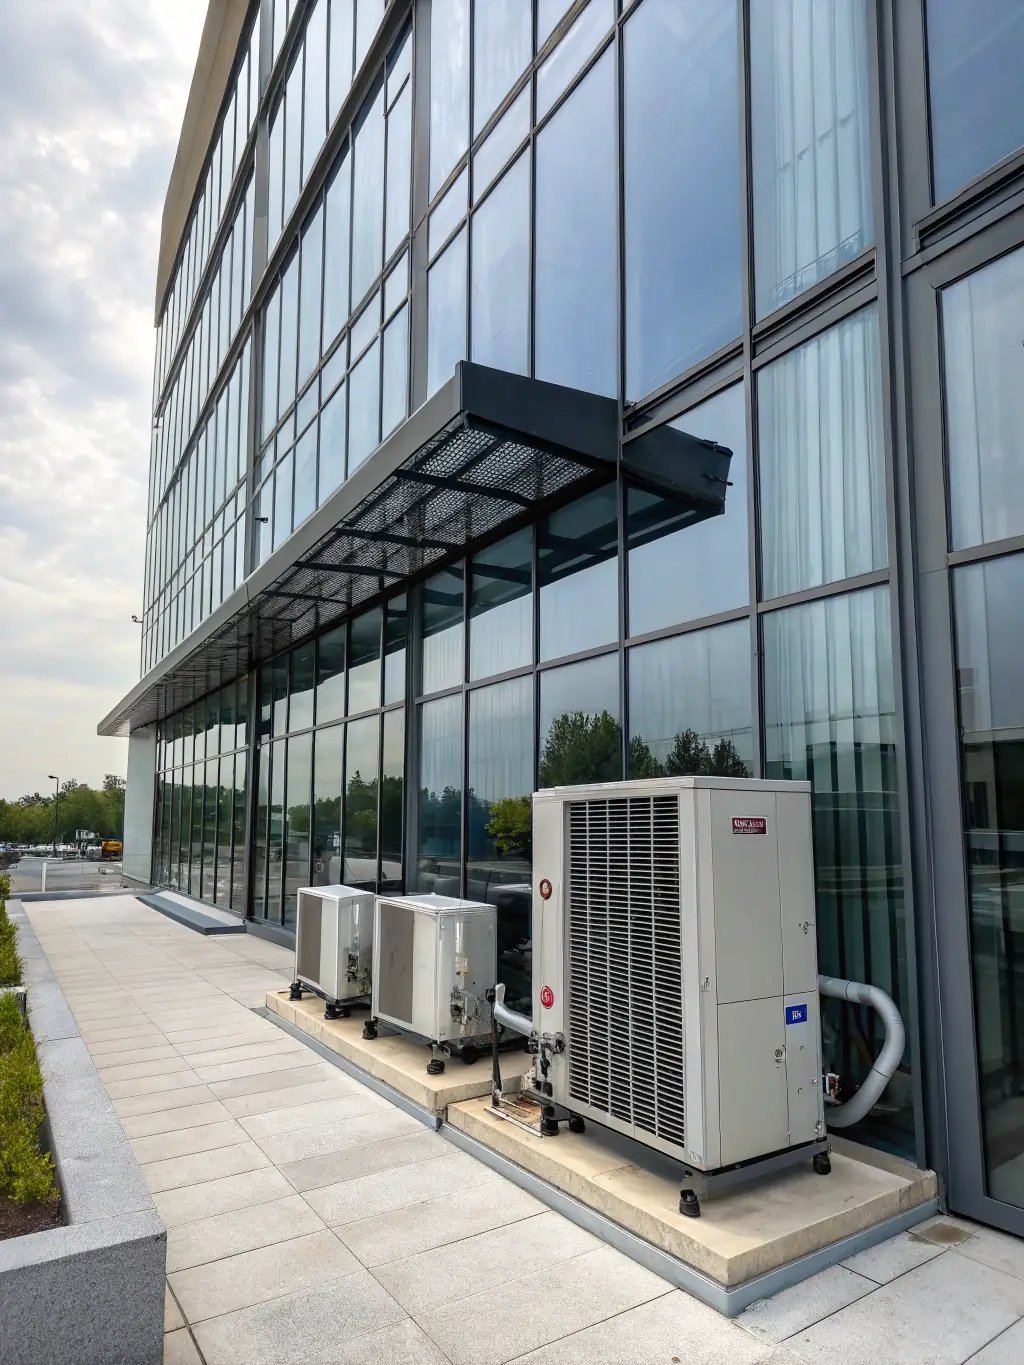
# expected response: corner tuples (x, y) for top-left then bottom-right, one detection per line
(24, 895), (1024, 1365)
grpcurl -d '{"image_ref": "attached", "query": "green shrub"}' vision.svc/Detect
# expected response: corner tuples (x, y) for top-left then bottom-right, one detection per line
(0, 872), (21, 988)
(0, 990), (55, 1205)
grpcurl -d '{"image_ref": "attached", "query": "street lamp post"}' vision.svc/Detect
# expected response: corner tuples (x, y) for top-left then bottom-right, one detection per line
(48, 776), (59, 857)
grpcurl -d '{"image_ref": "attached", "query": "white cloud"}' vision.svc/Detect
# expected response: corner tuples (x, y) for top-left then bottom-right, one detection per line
(0, 0), (208, 798)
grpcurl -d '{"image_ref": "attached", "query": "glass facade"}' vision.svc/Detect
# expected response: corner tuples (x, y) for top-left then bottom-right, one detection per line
(128, 0), (1024, 1211)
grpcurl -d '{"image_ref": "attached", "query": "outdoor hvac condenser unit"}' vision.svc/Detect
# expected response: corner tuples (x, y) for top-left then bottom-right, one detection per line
(292, 885), (374, 1017)
(367, 893), (496, 1070)
(527, 776), (827, 1214)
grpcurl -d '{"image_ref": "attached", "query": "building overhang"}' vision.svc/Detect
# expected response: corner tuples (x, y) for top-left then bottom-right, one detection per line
(99, 363), (731, 738)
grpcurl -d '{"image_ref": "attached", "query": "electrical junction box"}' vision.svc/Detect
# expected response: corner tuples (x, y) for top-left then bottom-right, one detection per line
(294, 885), (374, 1008)
(531, 776), (824, 1174)
(372, 893), (496, 1050)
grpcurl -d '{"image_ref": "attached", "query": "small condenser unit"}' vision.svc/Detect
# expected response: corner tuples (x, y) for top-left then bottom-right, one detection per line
(530, 776), (826, 1207)
(369, 893), (496, 1065)
(293, 885), (374, 1016)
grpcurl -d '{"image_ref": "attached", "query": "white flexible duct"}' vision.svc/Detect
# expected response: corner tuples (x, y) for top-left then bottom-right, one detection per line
(818, 975), (906, 1128)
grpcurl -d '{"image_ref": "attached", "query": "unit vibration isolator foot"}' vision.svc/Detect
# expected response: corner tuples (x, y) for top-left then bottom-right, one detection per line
(567, 1114), (585, 1134)
(288, 982), (303, 1001)
(813, 1151), (832, 1176)
(426, 1057), (446, 1076)
(679, 1189), (701, 1218)
(362, 1018), (378, 1040)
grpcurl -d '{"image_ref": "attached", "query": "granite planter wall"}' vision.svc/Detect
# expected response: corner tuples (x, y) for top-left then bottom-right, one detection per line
(0, 902), (165, 1365)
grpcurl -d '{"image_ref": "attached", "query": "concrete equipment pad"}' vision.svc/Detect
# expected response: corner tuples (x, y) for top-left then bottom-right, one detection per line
(265, 990), (533, 1114)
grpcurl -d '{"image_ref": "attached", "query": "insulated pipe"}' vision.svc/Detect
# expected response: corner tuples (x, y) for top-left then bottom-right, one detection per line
(818, 974), (906, 1128)
(492, 983), (534, 1040)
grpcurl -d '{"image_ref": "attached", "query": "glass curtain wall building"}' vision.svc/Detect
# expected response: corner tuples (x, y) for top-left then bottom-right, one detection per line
(102, 0), (1024, 1237)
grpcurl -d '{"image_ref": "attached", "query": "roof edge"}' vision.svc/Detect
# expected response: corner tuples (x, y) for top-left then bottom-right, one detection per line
(155, 0), (252, 322)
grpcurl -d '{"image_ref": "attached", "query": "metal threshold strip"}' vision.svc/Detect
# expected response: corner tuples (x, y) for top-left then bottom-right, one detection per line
(99, 363), (731, 737)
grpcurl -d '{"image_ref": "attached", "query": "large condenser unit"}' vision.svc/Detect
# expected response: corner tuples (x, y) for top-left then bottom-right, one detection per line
(524, 775), (827, 1214)
(291, 885), (374, 1018)
(367, 893), (496, 1071)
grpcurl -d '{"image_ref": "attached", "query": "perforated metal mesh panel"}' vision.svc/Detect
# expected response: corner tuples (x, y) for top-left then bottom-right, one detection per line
(566, 795), (685, 1148)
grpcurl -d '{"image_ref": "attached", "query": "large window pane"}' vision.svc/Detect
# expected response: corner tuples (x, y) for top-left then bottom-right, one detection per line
(422, 565), (464, 694)
(267, 740), (285, 921)
(535, 48), (616, 398)
(349, 606), (382, 713)
(758, 306), (887, 600)
(254, 745), (269, 917)
(231, 751), (246, 911)
(954, 553), (1024, 1207)
(763, 585), (912, 1153)
(429, 0), (470, 196)
(628, 621), (752, 779)
(202, 759), (217, 900)
(293, 420), (318, 530)
(322, 155), (351, 349)
(316, 625), (346, 723)
(347, 337), (380, 472)
(427, 227), (467, 397)
(473, 0), (531, 133)
(319, 378), (346, 499)
(283, 733), (312, 927)
(289, 640), (316, 732)
(351, 87), (385, 306)
(416, 693), (463, 893)
(624, 0), (742, 396)
(381, 304), (409, 438)
(384, 595), (408, 704)
(468, 676), (533, 1011)
(539, 486), (618, 661)
(298, 206), (324, 385)
(385, 84), (412, 259)
(216, 757), (232, 904)
(471, 154), (529, 377)
(470, 527), (533, 681)
(312, 723), (343, 886)
(344, 716), (379, 887)
(539, 652), (620, 787)
(927, 0), (1024, 204)
(751, 0), (873, 319)
(943, 244), (1024, 550)
(628, 383), (748, 636)
(380, 708), (404, 891)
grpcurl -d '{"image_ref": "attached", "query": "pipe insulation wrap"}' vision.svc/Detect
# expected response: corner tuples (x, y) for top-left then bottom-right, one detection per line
(818, 974), (906, 1128)
(492, 984), (534, 1039)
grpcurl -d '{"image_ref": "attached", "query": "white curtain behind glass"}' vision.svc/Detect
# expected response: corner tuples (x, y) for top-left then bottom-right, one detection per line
(759, 305), (887, 600)
(752, 0), (873, 317)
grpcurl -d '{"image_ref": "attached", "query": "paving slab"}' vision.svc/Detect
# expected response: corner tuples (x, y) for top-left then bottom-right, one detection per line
(304, 1149), (501, 1228)
(142, 1139), (272, 1193)
(166, 1195), (327, 1273)
(154, 1166), (295, 1227)
(277, 1128), (447, 1193)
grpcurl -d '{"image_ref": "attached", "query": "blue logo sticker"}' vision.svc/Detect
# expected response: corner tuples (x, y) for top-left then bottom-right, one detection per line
(786, 1004), (808, 1026)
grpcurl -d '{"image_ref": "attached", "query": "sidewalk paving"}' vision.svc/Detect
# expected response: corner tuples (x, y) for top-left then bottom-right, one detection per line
(22, 894), (1024, 1365)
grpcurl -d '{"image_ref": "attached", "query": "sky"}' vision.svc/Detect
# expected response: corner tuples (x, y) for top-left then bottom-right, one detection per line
(0, 0), (208, 799)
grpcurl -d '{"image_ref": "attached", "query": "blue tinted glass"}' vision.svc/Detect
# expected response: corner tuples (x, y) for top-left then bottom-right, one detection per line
(624, 0), (742, 398)
(381, 304), (409, 438)
(343, 715), (379, 887)
(328, 0), (354, 119)
(470, 527), (533, 680)
(272, 449), (293, 550)
(318, 378), (346, 500)
(758, 306), (887, 599)
(536, 0), (614, 122)
(298, 207), (324, 385)
(473, 84), (530, 201)
(312, 721), (342, 886)
(349, 607), (382, 713)
(385, 83), (412, 258)
(289, 641), (316, 731)
(322, 154), (351, 349)
(356, 0), (385, 66)
(422, 564), (465, 694)
(284, 59), (303, 221)
(416, 693), (462, 893)
(628, 384), (749, 636)
(427, 227), (467, 397)
(628, 621), (752, 778)
(261, 285), (280, 438)
(474, 0), (532, 133)
(268, 104), (284, 246)
(429, 0), (470, 195)
(293, 420), (318, 529)
(928, 0), (1024, 203)
(303, 0), (328, 182)
(347, 337), (380, 472)
(429, 166), (468, 259)
(535, 48), (616, 398)
(471, 154), (529, 377)
(380, 708), (404, 891)
(537, 0), (572, 49)
(351, 86), (385, 305)
(279, 254), (300, 414)
(763, 584), (911, 1152)
(349, 289), (380, 357)
(539, 486), (618, 661)
(751, 0), (873, 320)
(384, 595), (408, 704)
(943, 243), (1024, 550)
(539, 652), (620, 787)
(316, 625), (346, 723)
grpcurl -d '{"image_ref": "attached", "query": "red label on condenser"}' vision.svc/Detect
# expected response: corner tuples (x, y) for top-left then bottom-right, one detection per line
(540, 986), (555, 1009)
(732, 816), (768, 835)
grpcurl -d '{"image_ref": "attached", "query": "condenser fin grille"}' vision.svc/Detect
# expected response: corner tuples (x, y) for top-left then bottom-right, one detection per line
(566, 795), (684, 1148)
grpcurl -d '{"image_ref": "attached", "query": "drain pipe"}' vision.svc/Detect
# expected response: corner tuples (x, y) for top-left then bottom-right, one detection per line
(819, 975), (906, 1128)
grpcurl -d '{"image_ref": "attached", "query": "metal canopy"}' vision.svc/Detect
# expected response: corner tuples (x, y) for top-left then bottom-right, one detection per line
(99, 363), (730, 738)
